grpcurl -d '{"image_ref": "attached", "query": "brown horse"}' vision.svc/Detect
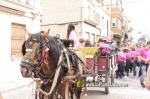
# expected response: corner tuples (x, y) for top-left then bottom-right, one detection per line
(20, 29), (86, 99)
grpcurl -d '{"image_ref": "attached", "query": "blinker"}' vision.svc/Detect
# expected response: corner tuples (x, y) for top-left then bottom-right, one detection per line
(26, 49), (32, 52)
(46, 48), (49, 52)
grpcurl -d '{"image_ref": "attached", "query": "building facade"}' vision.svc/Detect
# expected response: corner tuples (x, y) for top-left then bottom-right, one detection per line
(41, 0), (111, 45)
(122, 14), (133, 46)
(0, 0), (41, 61)
(111, 0), (123, 46)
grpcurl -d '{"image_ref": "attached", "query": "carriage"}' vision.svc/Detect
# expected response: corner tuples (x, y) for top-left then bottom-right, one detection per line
(20, 29), (117, 99)
(77, 47), (117, 94)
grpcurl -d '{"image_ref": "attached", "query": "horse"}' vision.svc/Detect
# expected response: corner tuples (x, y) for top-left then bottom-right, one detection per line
(20, 29), (87, 99)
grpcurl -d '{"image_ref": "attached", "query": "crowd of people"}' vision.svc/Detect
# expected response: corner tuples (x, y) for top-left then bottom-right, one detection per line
(67, 23), (150, 90)
(117, 42), (150, 90)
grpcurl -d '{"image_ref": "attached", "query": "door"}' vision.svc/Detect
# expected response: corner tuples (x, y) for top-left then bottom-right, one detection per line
(11, 23), (26, 59)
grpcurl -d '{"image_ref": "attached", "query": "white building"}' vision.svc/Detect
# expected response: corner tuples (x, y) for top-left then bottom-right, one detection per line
(0, 0), (41, 62)
(82, 0), (111, 43)
(41, 0), (111, 45)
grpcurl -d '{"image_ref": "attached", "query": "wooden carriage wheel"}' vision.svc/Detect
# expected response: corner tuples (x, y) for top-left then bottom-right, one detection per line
(35, 86), (39, 99)
(111, 68), (114, 84)
(105, 74), (109, 94)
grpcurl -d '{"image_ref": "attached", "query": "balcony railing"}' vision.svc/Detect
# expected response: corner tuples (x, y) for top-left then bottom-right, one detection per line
(10, 0), (34, 7)
(112, 29), (123, 37)
(84, 7), (100, 26)
(0, 0), (35, 12)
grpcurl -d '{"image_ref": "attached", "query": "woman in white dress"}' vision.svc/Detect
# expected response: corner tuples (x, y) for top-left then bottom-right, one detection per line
(67, 24), (79, 49)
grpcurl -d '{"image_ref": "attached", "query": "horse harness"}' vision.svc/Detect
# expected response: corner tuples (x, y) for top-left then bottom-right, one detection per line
(21, 35), (86, 97)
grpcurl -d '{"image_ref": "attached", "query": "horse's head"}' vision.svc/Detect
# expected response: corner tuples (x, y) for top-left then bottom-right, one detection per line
(20, 29), (50, 78)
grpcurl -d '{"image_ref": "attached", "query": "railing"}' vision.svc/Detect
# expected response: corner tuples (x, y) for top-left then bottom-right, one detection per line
(0, 0), (36, 12)
(7, 0), (34, 7)
(84, 7), (100, 26)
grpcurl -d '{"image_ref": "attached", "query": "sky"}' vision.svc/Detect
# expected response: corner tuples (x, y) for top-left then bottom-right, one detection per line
(122, 0), (150, 32)
(122, 0), (150, 42)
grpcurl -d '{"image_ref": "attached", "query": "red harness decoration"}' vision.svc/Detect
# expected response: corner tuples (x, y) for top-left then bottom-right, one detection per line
(41, 47), (47, 67)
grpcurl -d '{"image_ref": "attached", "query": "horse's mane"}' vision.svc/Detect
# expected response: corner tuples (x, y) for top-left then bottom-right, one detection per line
(46, 36), (63, 65)
(22, 41), (26, 56)
(26, 32), (42, 44)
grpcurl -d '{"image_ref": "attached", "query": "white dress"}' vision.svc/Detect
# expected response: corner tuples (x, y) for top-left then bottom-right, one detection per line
(69, 31), (79, 49)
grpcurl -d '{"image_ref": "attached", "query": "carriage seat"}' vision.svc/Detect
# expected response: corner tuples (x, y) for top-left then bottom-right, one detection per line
(77, 47), (99, 56)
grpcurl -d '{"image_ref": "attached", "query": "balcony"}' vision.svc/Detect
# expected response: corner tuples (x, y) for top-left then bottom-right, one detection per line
(0, 0), (35, 12)
(112, 29), (123, 38)
(13, 0), (33, 6)
(84, 8), (100, 26)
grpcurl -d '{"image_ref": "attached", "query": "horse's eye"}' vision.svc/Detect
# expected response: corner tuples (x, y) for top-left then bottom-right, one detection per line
(41, 31), (44, 33)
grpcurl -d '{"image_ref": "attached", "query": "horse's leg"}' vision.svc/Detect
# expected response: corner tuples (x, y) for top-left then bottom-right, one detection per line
(60, 84), (65, 99)
(70, 90), (74, 99)
(39, 84), (45, 99)
(75, 88), (82, 99)
(44, 96), (48, 99)
(44, 86), (49, 99)
(65, 82), (69, 99)
(60, 83), (70, 99)
(52, 89), (57, 99)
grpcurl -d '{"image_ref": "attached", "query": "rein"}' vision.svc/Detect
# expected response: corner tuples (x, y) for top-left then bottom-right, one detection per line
(37, 48), (69, 96)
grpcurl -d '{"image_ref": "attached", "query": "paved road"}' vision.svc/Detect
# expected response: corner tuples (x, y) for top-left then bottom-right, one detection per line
(2, 73), (150, 99)
(2, 85), (35, 99)
(81, 77), (150, 99)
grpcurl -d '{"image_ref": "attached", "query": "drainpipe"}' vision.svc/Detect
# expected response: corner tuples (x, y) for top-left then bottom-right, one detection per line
(80, 6), (83, 37)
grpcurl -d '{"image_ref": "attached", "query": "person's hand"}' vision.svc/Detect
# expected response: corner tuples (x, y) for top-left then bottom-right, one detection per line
(124, 62), (126, 67)
(145, 59), (150, 64)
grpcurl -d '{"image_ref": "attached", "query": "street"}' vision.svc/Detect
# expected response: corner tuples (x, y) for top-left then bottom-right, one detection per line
(2, 72), (150, 99)
(81, 77), (150, 99)
(1, 0), (150, 99)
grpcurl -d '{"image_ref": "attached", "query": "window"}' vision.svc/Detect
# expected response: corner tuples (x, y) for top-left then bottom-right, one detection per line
(107, 20), (109, 36)
(96, 35), (100, 42)
(85, 32), (90, 40)
(112, 18), (116, 28)
(11, 23), (26, 59)
(118, 0), (122, 10)
(102, 17), (104, 29)
(118, 19), (122, 30)
(112, 0), (116, 8)
(12, 0), (34, 7)
(91, 34), (95, 46)
(26, 0), (34, 6)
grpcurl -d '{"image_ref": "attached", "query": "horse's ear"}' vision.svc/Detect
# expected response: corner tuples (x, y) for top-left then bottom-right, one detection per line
(25, 29), (32, 36)
(41, 28), (50, 38)
(47, 28), (50, 34)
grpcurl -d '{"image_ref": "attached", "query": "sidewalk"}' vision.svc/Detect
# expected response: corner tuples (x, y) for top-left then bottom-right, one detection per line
(0, 60), (33, 94)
